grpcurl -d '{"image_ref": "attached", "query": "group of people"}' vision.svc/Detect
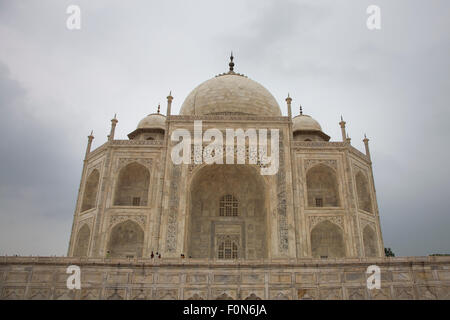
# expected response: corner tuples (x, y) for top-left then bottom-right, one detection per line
(150, 251), (161, 259)
(103, 250), (192, 259)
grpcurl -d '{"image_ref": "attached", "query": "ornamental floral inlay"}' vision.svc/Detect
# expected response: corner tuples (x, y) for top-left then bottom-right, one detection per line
(304, 159), (337, 171)
(78, 217), (93, 230)
(359, 217), (376, 232)
(86, 162), (102, 177)
(116, 158), (153, 171)
(109, 215), (147, 229)
(309, 215), (344, 231)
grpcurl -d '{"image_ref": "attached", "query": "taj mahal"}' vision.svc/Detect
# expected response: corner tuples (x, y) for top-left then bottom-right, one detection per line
(68, 55), (383, 261)
(0, 56), (448, 300)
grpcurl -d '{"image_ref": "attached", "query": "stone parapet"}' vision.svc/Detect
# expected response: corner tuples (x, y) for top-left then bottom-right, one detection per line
(1, 256), (448, 300)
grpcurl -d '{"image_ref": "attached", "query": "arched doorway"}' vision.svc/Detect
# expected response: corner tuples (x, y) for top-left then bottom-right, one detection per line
(73, 224), (90, 257)
(363, 225), (378, 257)
(355, 171), (373, 213)
(310, 220), (345, 258)
(114, 162), (150, 206)
(107, 220), (144, 258)
(187, 165), (268, 259)
(306, 164), (340, 207)
(81, 169), (100, 212)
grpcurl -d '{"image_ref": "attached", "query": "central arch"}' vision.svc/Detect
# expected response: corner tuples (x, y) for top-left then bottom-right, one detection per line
(187, 164), (268, 259)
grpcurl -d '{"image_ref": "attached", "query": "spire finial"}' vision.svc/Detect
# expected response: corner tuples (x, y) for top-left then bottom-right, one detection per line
(157, 103), (160, 114)
(285, 93), (292, 102)
(300, 105), (303, 115)
(90, 130), (93, 136)
(341, 115), (343, 121)
(229, 51), (234, 72)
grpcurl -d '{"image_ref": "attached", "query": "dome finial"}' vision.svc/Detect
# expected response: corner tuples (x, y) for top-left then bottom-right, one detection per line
(299, 105), (303, 115)
(157, 103), (160, 114)
(229, 51), (234, 72)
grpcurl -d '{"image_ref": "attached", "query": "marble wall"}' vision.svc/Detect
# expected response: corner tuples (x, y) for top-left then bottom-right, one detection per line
(1, 256), (449, 300)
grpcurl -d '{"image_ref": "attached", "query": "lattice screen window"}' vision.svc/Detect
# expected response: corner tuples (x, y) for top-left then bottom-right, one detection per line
(218, 238), (238, 259)
(315, 198), (323, 207)
(132, 197), (141, 206)
(219, 195), (238, 216)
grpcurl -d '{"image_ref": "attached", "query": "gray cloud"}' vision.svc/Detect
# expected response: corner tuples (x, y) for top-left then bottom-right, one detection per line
(0, 0), (449, 256)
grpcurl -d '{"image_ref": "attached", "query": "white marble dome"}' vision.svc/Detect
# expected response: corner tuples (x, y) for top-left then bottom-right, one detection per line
(137, 113), (166, 130)
(292, 114), (322, 132)
(179, 73), (282, 116)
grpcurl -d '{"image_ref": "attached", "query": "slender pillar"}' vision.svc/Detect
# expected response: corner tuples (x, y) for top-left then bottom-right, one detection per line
(363, 134), (371, 160)
(85, 131), (94, 159)
(285, 93), (292, 119)
(154, 91), (174, 251)
(346, 133), (351, 144)
(108, 114), (118, 141)
(339, 116), (347, 142)
(166, 91), (173, 116)
(68, 130), (94, 255)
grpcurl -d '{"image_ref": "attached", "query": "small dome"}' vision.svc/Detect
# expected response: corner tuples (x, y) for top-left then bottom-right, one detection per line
(137, 113), (166, 130)
(179, 73), (281, 116)
(292, 114), (322, 132)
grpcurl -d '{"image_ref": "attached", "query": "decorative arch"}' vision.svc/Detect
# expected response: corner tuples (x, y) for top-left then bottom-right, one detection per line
(306, 164), (340, 207)
(355, 171), (373, 213)
(114, 162), (150, 206)
(245, 293), (262, 300)
(187, 164), (268, 259)
(107, 220), (144, 258)
(73, 224), (90, 257)
(215, 293), (234, 300)
(363, 225), (378, 257)
(187, 293), (204, 300)
(310, 220), (345, 258)
(81, 169), (100, 212)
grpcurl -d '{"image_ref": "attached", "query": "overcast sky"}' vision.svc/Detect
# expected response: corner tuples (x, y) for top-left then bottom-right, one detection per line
(0, 0), (449, 256)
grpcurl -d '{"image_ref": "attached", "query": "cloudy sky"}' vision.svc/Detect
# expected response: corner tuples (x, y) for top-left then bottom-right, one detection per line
(0, 0), (449, 256)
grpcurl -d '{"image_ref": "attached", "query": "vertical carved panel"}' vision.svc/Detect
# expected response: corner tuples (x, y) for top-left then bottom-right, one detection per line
(166, 164), (181, 252)
(353, 215), (362, 256)
(277, 132), (289, 252)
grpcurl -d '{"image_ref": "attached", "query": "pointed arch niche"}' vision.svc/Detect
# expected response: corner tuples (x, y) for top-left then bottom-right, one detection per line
(114, 162), (150, 206)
